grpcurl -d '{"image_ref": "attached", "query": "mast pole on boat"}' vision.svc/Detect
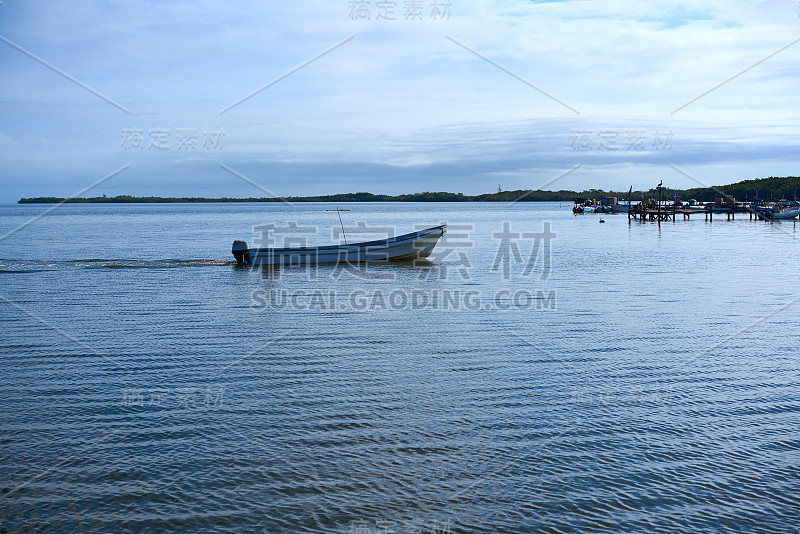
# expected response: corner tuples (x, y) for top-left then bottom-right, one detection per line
(327, 207), (348, 245)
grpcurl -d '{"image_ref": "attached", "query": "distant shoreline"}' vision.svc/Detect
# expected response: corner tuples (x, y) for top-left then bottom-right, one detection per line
(17, 193), (570, 204)
(16, 175), (800, 204)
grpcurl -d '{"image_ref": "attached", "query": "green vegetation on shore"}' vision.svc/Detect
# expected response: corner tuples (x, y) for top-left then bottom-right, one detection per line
(18, 175), (800, 204)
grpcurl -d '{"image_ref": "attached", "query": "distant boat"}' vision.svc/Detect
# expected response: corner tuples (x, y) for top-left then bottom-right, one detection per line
(683, 204), (730, 213)
(756, 206), (800, 220)
(682, 205), (706, 213)
(232, 224), (447, 265)
(606, 196), (631, 213)
(573, 198), (612, 213)
(608, 203), (631, 213)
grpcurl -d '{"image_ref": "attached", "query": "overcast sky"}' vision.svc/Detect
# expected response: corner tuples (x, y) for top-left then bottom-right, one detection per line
(0, 0), (798, 201)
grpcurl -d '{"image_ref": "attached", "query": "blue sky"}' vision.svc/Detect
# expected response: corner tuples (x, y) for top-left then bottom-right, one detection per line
(0, 0), (798, 201)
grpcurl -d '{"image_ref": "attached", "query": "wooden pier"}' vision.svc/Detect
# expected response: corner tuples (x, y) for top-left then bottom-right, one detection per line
(627, 206), (678, 221)
(579, 183), (797, 223)
(628, 204), (782, 222)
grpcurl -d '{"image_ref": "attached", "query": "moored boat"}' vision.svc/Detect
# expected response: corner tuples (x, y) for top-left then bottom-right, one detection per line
(573, 197), (612, 213)
(609, 203), (631, 213)
(682, 203), (730, 213)
(605, 196), (631, 213)
(754, 205), (800, 220)
(232, 224), (447, 265)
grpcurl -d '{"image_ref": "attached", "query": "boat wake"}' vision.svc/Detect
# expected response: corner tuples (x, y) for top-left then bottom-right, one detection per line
(0, 258), (234, 272)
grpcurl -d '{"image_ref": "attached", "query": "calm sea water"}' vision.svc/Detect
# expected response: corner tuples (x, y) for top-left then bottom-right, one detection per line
(0, 202), (798, 533)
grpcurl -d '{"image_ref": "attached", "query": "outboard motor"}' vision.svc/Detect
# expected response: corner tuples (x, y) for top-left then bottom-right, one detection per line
(232, 240), (250, 263)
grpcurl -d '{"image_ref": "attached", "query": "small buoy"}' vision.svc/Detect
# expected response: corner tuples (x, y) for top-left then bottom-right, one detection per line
(599, 219), (606, 223)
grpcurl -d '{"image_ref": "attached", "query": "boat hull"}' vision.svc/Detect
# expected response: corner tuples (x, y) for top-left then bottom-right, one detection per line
(233, 224), (447, 265)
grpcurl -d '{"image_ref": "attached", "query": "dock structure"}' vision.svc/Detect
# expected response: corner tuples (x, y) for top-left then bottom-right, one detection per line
(627, 203), (785, 222)
(576, 182), (798, 222)
(627, 205), (677, 221)
(623, 181), (791, 222)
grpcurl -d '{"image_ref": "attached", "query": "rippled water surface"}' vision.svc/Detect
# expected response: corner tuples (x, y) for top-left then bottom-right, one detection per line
(1, 202), (798, 533)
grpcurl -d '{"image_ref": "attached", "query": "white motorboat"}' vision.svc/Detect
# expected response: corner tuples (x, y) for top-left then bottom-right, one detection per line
(232, 224), (447, 265)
